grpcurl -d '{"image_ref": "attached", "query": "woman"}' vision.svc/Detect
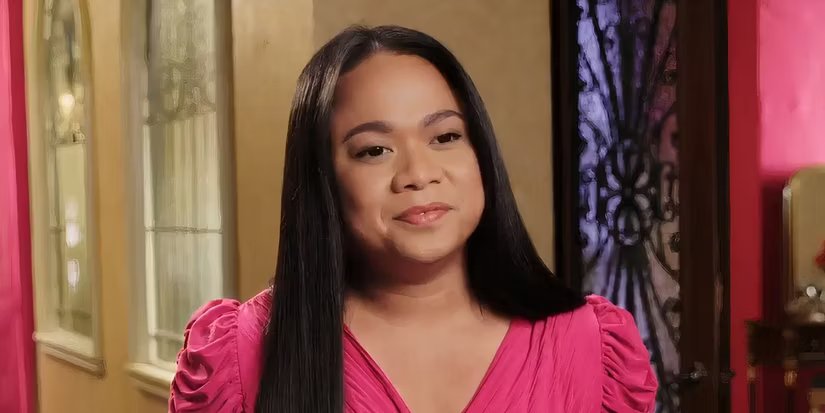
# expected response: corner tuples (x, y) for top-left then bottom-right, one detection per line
(170, 25), (657, 413)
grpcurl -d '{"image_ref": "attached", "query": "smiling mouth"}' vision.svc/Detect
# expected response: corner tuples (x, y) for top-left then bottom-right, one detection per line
(394, 202), (453, 226)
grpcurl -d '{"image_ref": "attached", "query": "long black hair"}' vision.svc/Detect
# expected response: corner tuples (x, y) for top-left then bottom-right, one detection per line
(255, 25), (585, 413)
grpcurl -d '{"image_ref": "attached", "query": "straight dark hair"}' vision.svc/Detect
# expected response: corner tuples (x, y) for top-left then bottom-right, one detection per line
(255, 25), (585, 413)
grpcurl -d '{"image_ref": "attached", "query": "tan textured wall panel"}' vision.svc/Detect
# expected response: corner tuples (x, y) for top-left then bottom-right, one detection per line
(232, 0), (315, 300)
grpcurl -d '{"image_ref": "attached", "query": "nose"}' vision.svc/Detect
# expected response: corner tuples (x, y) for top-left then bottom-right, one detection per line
(391, 143), (443, 192)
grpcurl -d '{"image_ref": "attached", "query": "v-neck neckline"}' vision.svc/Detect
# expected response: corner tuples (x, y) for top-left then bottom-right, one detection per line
(342, 320), (517, 413)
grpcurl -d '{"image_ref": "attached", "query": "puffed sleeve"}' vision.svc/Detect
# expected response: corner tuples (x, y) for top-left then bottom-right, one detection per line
(169, 299), (245, 412)
(587, 295), (658, 412)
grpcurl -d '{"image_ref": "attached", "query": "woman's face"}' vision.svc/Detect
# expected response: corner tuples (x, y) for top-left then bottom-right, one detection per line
(331, 52), (485, 266)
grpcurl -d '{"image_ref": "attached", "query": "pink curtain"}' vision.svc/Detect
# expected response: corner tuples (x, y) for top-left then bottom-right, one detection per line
(0, 0), (36, 412)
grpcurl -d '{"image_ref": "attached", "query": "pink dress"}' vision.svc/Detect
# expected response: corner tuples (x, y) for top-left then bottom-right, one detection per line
(169, 290), (658, 412)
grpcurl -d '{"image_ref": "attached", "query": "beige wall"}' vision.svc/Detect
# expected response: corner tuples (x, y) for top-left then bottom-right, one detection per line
(232, 0), (315, 300)
(314, 0), (557, 267)
(28, 1), (555, 412)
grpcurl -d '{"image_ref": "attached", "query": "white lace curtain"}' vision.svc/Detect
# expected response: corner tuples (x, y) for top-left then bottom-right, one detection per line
(143, 0), (230, 364)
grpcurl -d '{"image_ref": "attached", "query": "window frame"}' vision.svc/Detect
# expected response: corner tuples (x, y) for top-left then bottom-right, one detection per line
(123, 0), (236, 397)
(27, 0), (105, 376)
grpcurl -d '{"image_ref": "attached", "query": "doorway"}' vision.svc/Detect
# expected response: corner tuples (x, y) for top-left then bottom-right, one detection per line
(552, 0), (731, 411)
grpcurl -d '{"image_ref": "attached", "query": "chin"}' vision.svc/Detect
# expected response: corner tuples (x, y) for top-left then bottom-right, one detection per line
(391, 239), (463, 264)
(399, 250), (450, 264)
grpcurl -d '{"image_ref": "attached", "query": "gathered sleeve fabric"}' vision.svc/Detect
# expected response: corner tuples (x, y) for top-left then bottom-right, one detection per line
(587, 295), (659, 412)
(169, 290), (271, 413)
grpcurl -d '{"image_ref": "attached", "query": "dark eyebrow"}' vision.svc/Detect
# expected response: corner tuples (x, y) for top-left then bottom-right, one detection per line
(421, 109), (464, 128)
(342, 110), (464, 142)
(342, 121), (393, 142)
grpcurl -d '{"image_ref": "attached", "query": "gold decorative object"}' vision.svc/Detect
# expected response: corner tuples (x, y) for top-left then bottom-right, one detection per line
(784, 166), (825, 324)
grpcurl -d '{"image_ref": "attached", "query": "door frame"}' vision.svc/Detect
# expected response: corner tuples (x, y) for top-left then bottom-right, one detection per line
(550, 0), (731, 411)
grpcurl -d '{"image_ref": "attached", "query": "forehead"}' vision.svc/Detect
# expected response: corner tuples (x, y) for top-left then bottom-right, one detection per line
(333, 52), (461, 124)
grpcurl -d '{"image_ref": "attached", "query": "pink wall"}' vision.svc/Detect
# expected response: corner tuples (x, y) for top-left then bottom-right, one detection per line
(760, 2), (825, 407)
(0, 0), (36, 412)
(729, 0), (825, 411)
(760, 0), (825, 174)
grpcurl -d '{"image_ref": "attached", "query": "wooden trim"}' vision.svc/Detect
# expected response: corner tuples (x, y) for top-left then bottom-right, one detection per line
(677, 0), (730, 410)
(550, 0), (583, 289)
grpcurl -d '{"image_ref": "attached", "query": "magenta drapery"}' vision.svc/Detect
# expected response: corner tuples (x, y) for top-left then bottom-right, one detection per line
(0, 0), (36, 412)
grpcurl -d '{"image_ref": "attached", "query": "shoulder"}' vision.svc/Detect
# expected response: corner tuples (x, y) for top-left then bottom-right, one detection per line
(541, 295), (658, 412)
(169, 289), (272, 412)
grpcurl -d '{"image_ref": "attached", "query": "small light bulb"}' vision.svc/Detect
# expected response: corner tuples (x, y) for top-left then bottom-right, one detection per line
(58, 93), (75, 113)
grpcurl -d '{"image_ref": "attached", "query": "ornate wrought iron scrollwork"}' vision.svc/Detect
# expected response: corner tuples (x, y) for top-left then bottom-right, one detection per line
(575, 0), (680, 410)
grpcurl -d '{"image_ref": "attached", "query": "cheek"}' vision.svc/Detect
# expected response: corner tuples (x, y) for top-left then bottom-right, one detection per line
(467, 173), (486, 223)
(335, 166), (389, 231)
(451, 154), (485, 215)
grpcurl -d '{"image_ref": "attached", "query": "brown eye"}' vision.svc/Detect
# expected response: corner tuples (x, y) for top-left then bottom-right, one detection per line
(355, 146), (391, 158)
(433, 132), (461, 144)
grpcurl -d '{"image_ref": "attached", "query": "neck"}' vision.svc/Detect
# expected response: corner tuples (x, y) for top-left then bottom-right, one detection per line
(345, 249), (482, 328)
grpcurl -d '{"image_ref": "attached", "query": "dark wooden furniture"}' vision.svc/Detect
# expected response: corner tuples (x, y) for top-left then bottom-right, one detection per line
(747, 320), (825, 413)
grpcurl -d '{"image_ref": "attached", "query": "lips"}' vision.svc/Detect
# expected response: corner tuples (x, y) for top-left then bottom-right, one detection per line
(395, 202), (453, 226)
